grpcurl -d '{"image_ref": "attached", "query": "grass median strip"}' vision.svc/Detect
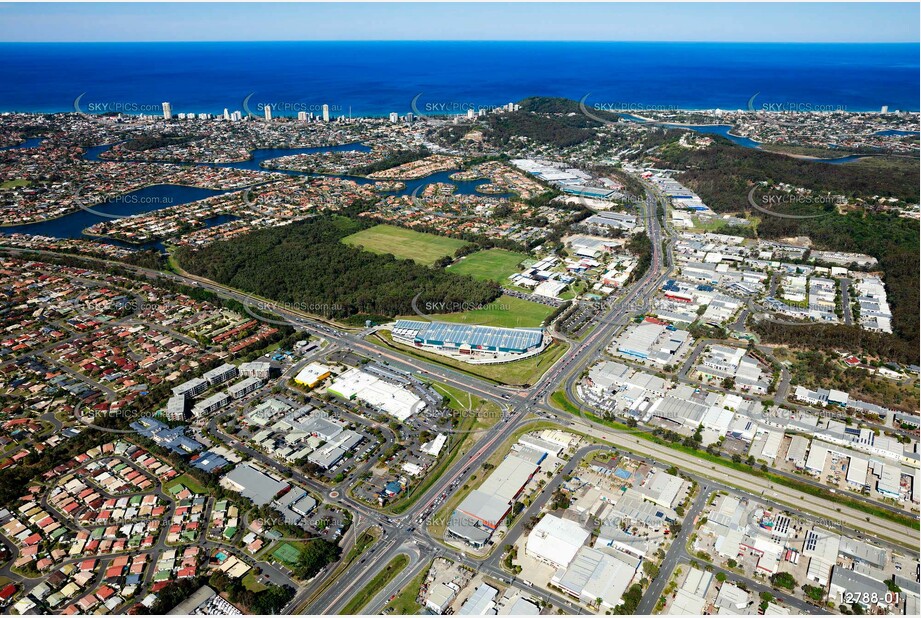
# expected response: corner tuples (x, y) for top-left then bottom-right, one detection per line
(382, 559), (432, 615)
(387, 382), (501, 514)
(340, 554), (409, 614)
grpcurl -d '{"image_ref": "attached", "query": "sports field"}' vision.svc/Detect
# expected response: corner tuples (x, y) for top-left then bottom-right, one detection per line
(446, 248), (529, 282)
(400, 294), (554, 328)
(341, 224), (468, 265)
(272, 542), (302, 566)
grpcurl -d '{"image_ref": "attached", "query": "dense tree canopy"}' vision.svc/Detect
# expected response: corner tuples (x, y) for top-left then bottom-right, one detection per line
(176, 216), (501, 321)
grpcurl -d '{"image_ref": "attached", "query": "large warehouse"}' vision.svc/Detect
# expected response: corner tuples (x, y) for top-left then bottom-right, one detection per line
(391, 319), (545, 357)
(447, 449), (542, 547)
(328, 367), (423, 421)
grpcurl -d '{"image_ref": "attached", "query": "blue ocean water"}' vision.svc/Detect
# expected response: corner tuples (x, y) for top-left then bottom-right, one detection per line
(0, 41), (917, 115)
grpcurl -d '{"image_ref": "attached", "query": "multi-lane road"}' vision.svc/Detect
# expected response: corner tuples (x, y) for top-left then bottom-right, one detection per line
(2, 178), (917, 615)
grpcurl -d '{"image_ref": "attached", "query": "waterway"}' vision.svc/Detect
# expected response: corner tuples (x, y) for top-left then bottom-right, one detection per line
(3, 140), (509, 248)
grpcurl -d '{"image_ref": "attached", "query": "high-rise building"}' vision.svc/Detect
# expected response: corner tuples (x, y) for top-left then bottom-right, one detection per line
(162, 102), (172, 120)
(223, 108), (230, 120)
(231, 110), (242, 122)
(322, 104), (330, 122)
(264, 105), (272, 121)
(297, 111), (308, 121)
(389, 112), (399, 123)
(881, 105), (889, 113)
(467, 108), (475, 120)
(406, 112), (414, 123)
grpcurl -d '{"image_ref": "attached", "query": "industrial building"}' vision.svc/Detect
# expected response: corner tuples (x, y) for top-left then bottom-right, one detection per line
(220, 464), (289, 506)
(666, 567), (712, 615)
(525, 514), (589, 569)
(391, 320), (545, 358)
(614, 319), (690, 366)
(581, 210), (639, 232)
(457, 583), (498, 615)
(551, 545), (641, 611)
(448, 449), (542, 547)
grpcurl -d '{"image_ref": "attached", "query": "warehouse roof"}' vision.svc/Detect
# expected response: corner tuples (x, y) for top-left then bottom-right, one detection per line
(392, 320), (543, 351)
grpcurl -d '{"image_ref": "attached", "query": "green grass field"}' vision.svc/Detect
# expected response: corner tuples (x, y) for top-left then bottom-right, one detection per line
(446, 248), (529, 282)
(166, 473), (208, 495)
(0, 179), (31, 189)
(342, 224), (469, 265)
(402, 294), (554, 328)
(242, 570), (268, 593)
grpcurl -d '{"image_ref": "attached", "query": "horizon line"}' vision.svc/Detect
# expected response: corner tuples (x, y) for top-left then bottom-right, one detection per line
(1, 39), (919, 44)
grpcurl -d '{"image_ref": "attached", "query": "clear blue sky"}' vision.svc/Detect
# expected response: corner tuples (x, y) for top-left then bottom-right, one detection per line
(0, 2), (917, 43)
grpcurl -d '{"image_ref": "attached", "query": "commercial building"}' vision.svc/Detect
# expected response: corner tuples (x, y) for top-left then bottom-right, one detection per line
(165, 395), (188, 421)
(307, 430), (362, 469)
(273, 488), (317, 526)
(293, 362), (332, 389)
(448, 449), (541, 546)
(328, 368), (422, 421)
(239, 361), (274, 380)
(392, 320), (545, 357)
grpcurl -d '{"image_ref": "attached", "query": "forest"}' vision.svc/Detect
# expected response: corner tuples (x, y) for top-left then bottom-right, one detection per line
(175, 216), (502, 322)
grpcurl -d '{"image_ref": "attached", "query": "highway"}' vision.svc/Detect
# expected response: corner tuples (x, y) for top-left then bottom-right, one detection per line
(2, 176), (917, 615)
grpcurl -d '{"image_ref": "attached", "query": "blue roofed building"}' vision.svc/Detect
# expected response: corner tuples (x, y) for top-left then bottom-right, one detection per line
(391, 320), (545, 361)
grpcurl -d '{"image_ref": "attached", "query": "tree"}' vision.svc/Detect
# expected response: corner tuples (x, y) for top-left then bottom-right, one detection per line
(292, 539), (341, 580)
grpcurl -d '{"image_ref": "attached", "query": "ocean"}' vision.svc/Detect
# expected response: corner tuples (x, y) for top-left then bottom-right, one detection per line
(0, 41), (918, 115)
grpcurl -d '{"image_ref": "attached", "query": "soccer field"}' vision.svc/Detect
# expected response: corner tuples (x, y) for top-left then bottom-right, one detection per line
(342, 224), (469, 265)
(446, 248), (529, 282)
